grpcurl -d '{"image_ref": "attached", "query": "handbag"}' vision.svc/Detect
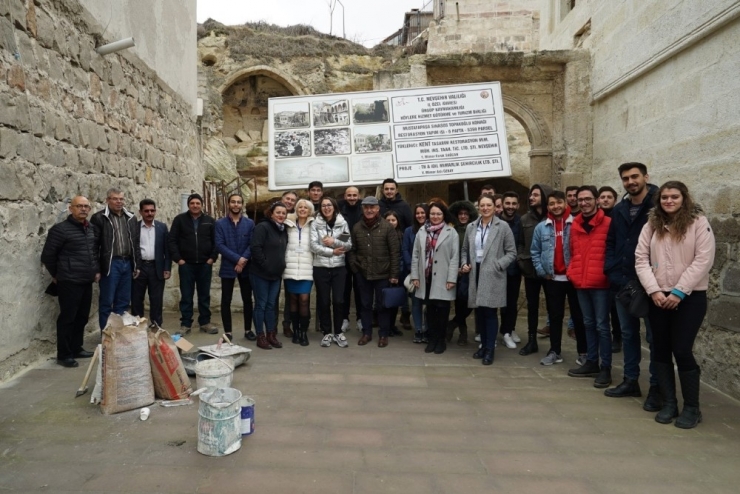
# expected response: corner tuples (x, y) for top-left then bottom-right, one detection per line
(403, 274), (416, 294)
(381, 285), (407, 308)
(616, 279), (650, 318)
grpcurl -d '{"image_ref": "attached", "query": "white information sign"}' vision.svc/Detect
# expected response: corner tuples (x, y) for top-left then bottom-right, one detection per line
(267, 82), (510, 190)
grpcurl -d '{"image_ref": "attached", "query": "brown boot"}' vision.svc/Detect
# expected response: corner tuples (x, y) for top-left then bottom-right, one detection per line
(283, 320), (293, 338)
(267, 330), (283, 349)
(256, 333), (272, 350)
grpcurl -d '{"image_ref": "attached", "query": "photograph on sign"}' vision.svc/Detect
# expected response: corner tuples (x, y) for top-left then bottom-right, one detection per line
(314, 128), (351, 156)
(354, 125), (392, 154)
(351, 154), (394, 183)
(352, 97), (389, 124)
(274, 130), (311, 158)
(312, 100), (350, 127)
(273, 102), (310, 129)
(274, 157), (349, 187)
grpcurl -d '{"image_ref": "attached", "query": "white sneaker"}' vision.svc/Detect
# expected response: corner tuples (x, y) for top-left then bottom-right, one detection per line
(357, 320), (363, 332)
(474, 334), (481, 342)
(511, 331), (521, 343)
(341, 319), (350, 332)
(320, 334), (333, 347)
(503, 333), (517, 349)
(334, 333), (348, 348)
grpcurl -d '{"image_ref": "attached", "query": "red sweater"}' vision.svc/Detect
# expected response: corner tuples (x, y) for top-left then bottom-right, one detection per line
(567, 208), (610, 289)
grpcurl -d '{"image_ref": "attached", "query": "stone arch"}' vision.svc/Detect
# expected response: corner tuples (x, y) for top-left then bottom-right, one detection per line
(218, 65), (307, 96)
(502, 95), (553, 186)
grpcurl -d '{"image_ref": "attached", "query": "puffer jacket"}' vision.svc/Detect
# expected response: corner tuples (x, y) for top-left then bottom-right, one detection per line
(531, 214), (573, 278)
(348, 217), (400, 280)
(283, 217), (314, 280)
(310, 213), (352, 268)
(90, 206), (141, 276)
(635, 212), (715, 296)
(567, 209), (610, 289)
(41, 215), (100, 284)
(518, 183), (553, 278)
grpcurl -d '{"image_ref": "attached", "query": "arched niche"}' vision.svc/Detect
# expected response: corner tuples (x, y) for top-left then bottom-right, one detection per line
(502, 95), (553, 186)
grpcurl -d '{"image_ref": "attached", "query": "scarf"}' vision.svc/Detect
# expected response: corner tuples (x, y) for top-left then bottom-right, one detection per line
(424, 221), (445, 279)
(363, 215), (380, 228)
(272, 220), (285, 232)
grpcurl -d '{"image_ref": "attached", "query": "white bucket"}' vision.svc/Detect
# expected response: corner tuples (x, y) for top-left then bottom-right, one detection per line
(197, 387), (242, 456)
(195, 357), (234, 391)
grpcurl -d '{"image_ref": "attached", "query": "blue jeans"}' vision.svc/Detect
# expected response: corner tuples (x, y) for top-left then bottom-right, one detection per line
(577, 289), (612, 368)
(178, 263), (212, 327)
(613, 286), (656, 384)
(475, 306), (499, 351)
(99, 258), (133, 329)
(411, 295), (425, 331)
(250, 273), (281, 334)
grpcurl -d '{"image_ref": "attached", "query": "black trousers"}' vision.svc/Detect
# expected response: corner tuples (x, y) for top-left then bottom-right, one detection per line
(524, 276), (547, 333)
(544, 279), (586, 355)
(131, 262), (165, 326)
(355, 273), (391, 337)
(650, 291), (706, 372)
(221, 276), (253, 334)
(313, 266), (346, 335)
(56, 281), (92, 359)
(342, 269), (362, 322)
(500, 273), (522, 335)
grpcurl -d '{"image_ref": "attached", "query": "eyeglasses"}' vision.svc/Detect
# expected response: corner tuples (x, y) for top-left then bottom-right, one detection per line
(321, 204), (333, 209)
(577, 198), (595, 203)
(72, 205), (91, 209)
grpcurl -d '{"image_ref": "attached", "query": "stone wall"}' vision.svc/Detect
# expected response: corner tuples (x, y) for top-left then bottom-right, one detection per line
(0, 0), (202, 380)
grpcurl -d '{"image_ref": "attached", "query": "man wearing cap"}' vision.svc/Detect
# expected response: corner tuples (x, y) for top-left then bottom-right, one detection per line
(347, 196), (400, 348)
(168, 193), (219, 335)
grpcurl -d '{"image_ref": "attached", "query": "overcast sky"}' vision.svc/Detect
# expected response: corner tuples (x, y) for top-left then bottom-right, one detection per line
(197, 0), (430, 47)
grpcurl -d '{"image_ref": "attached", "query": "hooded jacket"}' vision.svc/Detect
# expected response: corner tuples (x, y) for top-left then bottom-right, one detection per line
(531, 208), (573, 279)
(379, 192), (413, 232)
(518, 183), (553, 278)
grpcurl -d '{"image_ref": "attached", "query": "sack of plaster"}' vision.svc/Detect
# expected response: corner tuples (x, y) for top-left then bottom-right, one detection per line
(101, 314), (155, 415)
(147, 327), (192, 400)
(90, 344), (103, 405)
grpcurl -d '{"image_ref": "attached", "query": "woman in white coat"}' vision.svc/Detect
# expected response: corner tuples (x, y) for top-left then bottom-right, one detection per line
(410, 202), (459, 355)
(284, 199), (315, 346)
(310, 196), (353, 348)
(460, 194), (517, 365)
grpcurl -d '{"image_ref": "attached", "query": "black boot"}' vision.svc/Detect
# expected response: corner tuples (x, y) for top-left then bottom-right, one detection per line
(518, 332), (538, 356)
(604, 377), (642, 398)
(642, 385), (663, 412)
(593, 366), (612, 389)
(290, 311), (300, 344)
(424, 328), (437, 353)
(299, 316), (310, 346)
(675, 368), (702, 429)
(457, 324), (468, 346)
(446, 320), (457, 342)
(654, 362), (679, 424)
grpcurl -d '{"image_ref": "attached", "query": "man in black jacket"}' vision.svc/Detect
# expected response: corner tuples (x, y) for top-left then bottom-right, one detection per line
(338, 186), (362, 331)
(378, 178), (413, 232)
(41, 196), (100, 368)
(168, 193), (219, 335)
(90, 188), (141, 330)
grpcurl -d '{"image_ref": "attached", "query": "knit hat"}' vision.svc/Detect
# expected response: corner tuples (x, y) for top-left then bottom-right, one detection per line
(187, 193), (203, 205)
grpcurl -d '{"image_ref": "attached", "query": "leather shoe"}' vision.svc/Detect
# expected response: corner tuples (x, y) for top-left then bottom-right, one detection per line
(245, 330), (257, 341)
(482, 349), (494, 365)
(74, 350), (94, 358)
(358, 334), (372, 346)
(473, 347), (486, 359)
(57, 358), (79, 368)
(378, 336), (389, 348)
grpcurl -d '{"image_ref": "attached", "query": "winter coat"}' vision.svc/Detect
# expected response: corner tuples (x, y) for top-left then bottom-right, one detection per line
(348, 217), (400, 280)
(379, 192), (414, 232)
(215, 215), (254, 279)
(41, 215), (100, 284)
(501, 213), (523, 277)
(460, 216), (516, 308)
(402, 225), (419, 275)
(410, 223), (459, 301)
(283, 217), (314, 281)
(518, 183), (553, 278)
(635, 213), (715, 296)
(250, 220), (288, 280)
(310, 213), (352, 269)
(604, 184), (658, 287)
(567, 209), (611, 289)
(90, 206), (141, 276)
(338, 199), (362, 232)
(168, 212), (218, 264)
(531, 215), (573, 279)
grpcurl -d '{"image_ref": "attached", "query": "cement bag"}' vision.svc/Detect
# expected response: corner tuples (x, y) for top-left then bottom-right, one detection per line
(101, 315), (155, 415)
(148, 328), (192, 400)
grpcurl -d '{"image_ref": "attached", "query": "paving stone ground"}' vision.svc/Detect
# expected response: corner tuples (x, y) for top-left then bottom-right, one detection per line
(1, 311), (739, 493)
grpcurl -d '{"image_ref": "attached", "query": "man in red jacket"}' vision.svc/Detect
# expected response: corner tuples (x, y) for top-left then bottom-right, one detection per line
(566, 186), (613, 388)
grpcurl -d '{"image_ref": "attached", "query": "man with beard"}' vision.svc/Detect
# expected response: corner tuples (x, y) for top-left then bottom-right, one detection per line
(379, 178), (413, 232)
(517, 183), (552, 356)
(308, 181), (324, 211)
(499, 192), (524, 349)
(597, 185), (622, 352)
(603, 163), (662, 411)
(131, 199), (170, 328)
(598, 186), (618, 216)
(338, 186), (363, 332)
(566, 186), (580, 216)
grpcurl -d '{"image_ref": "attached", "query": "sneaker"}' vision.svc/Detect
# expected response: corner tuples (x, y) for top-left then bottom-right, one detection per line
(413, 332), (423, 344)
(199, 323), (219, 335)
(341, 319), (350, 332)
(320, 334), (333, 347)
(540, 351), (563, 366)
(503, 333), (516, 349)
(421, 331), (429, 343)
(334, 333), (348, 348)
(576, 354), (588, 366)
(357, 320), (363, 332)
(474, 334), (481, 343)
(177, 326), (192, 336)
(511, 331), (521, 343)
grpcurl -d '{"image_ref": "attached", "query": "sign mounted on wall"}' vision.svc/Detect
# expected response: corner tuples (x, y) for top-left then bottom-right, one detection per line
(267, 82), (511, 190)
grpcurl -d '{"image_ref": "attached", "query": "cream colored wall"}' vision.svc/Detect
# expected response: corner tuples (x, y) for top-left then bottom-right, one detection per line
(79, 0), (198, 111)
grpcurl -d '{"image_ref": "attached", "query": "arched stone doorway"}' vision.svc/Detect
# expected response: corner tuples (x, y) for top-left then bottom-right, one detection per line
(502, 94), (553, 188)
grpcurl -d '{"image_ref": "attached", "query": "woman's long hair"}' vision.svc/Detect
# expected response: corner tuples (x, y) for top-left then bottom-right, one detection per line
(383, 210), (402, 232)
(648, 180), (701, 240)
(412, 203), (428, 233)
(319, 196), (338, 222)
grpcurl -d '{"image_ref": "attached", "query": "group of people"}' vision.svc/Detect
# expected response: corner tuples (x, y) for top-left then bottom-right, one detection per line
(41, 164), (714, 429)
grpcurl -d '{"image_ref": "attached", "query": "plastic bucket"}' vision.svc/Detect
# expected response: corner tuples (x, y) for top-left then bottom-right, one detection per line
(195, 357), (234, 391)
(240, 396), (255, 436)
(197, 387), (242, 456)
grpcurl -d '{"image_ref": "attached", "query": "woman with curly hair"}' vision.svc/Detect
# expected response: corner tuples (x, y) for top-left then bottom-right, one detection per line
(635, 181), (715, 428)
